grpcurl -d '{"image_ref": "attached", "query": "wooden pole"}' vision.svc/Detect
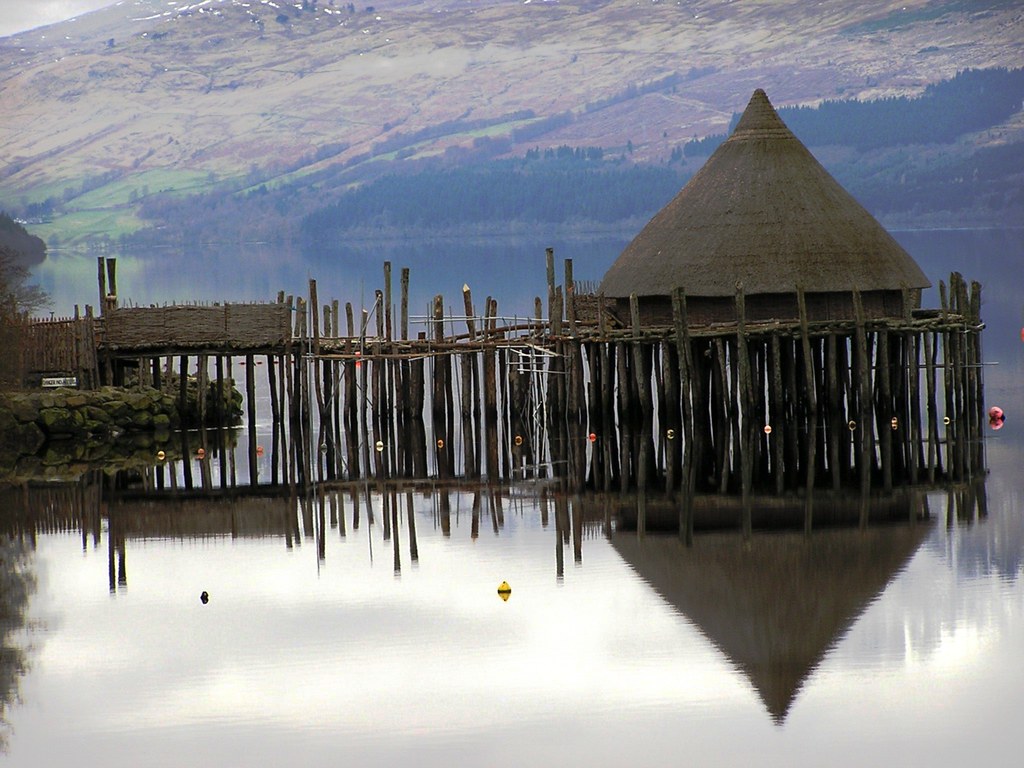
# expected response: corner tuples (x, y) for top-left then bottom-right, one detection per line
(246, 353), (258, 486)
(672, 287), (695, 545)
(852, 289), (872, 527)
(797, 286), (817, 534)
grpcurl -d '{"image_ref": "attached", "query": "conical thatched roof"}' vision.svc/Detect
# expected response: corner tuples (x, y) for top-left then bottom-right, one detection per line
(612, 521), (931, 723)
(599, 89), (930, 298)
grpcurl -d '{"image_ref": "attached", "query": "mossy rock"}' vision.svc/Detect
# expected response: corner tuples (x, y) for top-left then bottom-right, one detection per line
(64, 394), (89, 409)
(83, 405), (113, 424)
(131, 409), (154, 428)
(41, 441), (86, 466)
(0, 407), (16, 437)
(106, 399), (131, 421)
(6, 397), (38, 424)
(39, 407), (86, 437)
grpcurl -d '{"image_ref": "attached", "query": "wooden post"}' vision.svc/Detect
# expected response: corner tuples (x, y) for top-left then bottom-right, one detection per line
(546, 247), (556, 321)
(852, 289), (872, 527)
(672, 287), (695, 545)
(246, 353), (258, 486)
(797, 286), (817, 534)
(769, 333), (785, 494)
(735, 284), (753, 538)
(483, 297), (500, 479)
(565, 258), (578, 336)
(106, 258), (117, 310)
(97, 257), (107, 316)
(432, 294), (449, 478)
(310, 279), (326, 481)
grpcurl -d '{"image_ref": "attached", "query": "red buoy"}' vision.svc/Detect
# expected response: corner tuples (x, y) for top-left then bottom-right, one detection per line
(989, 406), (1006, 430)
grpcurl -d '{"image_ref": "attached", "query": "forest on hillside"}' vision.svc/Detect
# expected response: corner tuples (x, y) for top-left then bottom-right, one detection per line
(121, 66), (1024, 249)
(0, 214), (46, 267)
(300, 157), (686, 241)
(298, 67), (1024, 244)
(683, 67), (1024, 155)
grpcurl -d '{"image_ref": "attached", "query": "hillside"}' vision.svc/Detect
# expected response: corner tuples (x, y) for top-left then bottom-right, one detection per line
(1, 0), (1023, 245)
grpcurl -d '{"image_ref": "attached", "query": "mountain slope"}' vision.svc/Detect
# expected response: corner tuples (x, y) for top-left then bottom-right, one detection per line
(1, 0), (1022, 243)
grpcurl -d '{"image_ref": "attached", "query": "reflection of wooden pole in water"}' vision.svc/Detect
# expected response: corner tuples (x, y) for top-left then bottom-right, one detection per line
(317, 486), (327, 561)
(554, 491), (565, 582)
(471, 491), (481, 539)
(391, 490), (401, 574)
(350, 486), (361, 531)
(405, 490), (418, 562)
(572, 494), (583, 564)
(438, 489), (450, 537)
(492, 488), (505, 529)
(381, 482), (392, 540)
(107, 516), (117, 593)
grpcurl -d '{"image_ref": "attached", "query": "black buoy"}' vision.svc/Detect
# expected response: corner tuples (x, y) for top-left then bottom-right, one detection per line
(200, 590), (209, 604)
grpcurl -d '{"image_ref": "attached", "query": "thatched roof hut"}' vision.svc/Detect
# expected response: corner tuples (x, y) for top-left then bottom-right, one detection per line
(598, 89), (930, 325)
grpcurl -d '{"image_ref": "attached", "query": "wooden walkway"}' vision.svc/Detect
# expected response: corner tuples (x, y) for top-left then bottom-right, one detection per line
(19, 255), (987, 538)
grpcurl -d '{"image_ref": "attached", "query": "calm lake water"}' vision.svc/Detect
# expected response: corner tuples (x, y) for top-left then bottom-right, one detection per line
(5, 227), (1023, 766)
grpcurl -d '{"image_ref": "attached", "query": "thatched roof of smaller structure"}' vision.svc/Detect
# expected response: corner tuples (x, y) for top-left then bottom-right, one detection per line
(599, 89), (930, 298)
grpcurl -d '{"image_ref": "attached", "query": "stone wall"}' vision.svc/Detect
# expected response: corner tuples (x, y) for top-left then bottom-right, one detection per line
(0, 386), (179, 450)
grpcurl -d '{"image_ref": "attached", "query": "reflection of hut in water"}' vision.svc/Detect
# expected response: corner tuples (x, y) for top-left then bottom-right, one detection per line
(107, 490), (299, 539)
(612, 522), (932, 723)
(598, 89), (931, 326)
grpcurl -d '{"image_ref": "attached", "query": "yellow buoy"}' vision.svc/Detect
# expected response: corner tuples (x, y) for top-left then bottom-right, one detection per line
(156, 450), (166, 461)
(497, 581), (512, 601)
